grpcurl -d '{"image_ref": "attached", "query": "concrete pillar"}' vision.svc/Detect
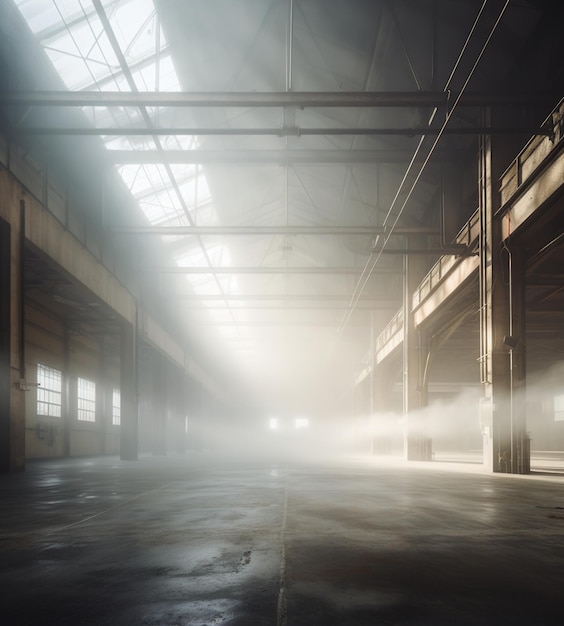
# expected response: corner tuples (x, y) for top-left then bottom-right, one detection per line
(0, 216), (24, 472)
(508, 245), (528, 473)
(152, 351), (168, 455)
(479, 128), (528, 473)
(97, 338), (106, 453)
(120, 318), (138, 460)
(98, 338), (115, 454)
(62, 324), (72, 457)
(0, 210), (26, 473)
(170, 365), (186, 455)
(0, 217), (12, 472)
(403, 251), (431, 461)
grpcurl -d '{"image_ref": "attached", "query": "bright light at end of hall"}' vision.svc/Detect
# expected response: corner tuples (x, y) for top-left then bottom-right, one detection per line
(295, 417), (309, 430)
(269, 417), (278, 430)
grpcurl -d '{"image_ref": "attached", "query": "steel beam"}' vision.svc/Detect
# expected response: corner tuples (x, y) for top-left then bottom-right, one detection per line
(144, 266), (399, 275)
(107, 149), (459, 164)
(190, 319), (370, 327)
(0, 90), (554, 108)
(170, 294), (388, 301)
(113, 225), (437, 236)
(173, 303), (396, 310)
(13, 125), (548, 137)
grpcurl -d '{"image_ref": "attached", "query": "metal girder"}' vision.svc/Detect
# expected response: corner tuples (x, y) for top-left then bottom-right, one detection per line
(143, 266), (400, 275)
(173, 303), (396, 310)
(0, 90), (554, 108)
(171, 294), (388, 301)
(107, 149), (461, 164)
(372, 247), (475, 255)
(13, 125), (548, 137)
(191, 319), (370, 327)
(114, 225), (437, 236)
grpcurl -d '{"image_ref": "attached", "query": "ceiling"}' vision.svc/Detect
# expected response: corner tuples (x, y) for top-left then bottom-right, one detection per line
(2, 0), (563, 418)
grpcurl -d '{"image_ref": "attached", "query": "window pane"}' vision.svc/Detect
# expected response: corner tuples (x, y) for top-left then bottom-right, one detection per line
(36, 363), (62, 417)
(112, 388), (121, 426)
(77, 377), (96, 422)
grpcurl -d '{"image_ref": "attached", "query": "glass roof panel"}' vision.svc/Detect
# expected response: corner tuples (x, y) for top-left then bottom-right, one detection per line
(15, 0), (237, 328)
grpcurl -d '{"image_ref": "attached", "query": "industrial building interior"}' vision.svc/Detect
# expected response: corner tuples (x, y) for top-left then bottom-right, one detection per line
(1, 0), (564, 624)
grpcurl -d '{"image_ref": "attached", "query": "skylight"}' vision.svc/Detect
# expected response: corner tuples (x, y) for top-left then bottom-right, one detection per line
(15, 0), (232, 304)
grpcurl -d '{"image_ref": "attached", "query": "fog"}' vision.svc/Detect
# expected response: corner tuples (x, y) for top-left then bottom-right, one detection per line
(182, 386), (484, 466)
(179, 357), (564, 469)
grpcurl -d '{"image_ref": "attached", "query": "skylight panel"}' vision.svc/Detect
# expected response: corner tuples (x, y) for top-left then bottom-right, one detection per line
(105, 0), (157, 63)
(161, 135), (198, 151)
(104, 135), (156, 151)
(44, 16), (119, 91)
(16, 0), (90, 35)
(15, 0), (238, 327)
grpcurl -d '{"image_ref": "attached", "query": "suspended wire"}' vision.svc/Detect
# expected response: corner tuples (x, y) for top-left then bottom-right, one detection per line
(338, 0), (489, 330)
(332, 0), (510, 349)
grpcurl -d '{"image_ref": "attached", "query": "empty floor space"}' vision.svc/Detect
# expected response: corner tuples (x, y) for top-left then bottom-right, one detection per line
(2, 454), (564, 625)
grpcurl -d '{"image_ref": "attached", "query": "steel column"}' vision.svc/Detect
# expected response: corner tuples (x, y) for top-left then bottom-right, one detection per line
(0, 218), (15, 471)
(403, 246), (432, 461)
(479, 120), (526, 473)
(120, 315), (138, 461)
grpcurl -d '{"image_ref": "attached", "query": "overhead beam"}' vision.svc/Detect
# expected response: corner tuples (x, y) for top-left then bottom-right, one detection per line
(13, 125), (548, 137)
(143, 266), (400, 275)
(107, 149), (462, 165)
(113, 225), (437, 236)
(190, 319), (371, 327)
(169, 294), (391, 302)
(0, 90), (554, 108)
(173, 303), (396, 310)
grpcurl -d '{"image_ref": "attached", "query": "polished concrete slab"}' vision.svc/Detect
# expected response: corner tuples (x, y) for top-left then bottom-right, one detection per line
(2, 453), (564, 625)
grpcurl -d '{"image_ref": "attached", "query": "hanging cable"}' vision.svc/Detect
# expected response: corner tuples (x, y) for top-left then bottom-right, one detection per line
(333, 0), (510, 348)
(338, 0), (490, 333)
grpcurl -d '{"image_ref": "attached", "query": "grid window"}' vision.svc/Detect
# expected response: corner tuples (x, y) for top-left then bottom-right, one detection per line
(36, 363), (62, 417)
(77, 377), (96, 422)
(112, 388), (121, 426)
(555, 394), (564, 422)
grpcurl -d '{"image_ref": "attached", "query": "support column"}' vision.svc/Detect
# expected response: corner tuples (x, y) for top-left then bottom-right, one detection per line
(0, 212), (25, 473)
(178, 367), (187, 454)
(152, 352), (168, 455)
(479, 129), (528, 473)
(171, 365), (186, 455)
(62, 324), (72, 457)
(1, 216), (25, 472)
(403, 252), (431, 461)
(508, 245), (528, 473)
(120, 317), (138, 460)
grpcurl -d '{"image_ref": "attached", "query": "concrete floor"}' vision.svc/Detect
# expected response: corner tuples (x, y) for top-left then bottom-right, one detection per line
(2, 453), (564, 625)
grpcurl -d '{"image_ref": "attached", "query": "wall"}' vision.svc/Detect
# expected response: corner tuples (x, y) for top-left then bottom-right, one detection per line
(24, 305), (121, 459)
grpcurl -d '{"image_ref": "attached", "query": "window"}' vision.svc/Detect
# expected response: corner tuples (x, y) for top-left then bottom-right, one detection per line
(554, 394), (564, 421)
(36, 363), (62, 417)
(77, 377), (96, 422)
(112, 388), (121, 426)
